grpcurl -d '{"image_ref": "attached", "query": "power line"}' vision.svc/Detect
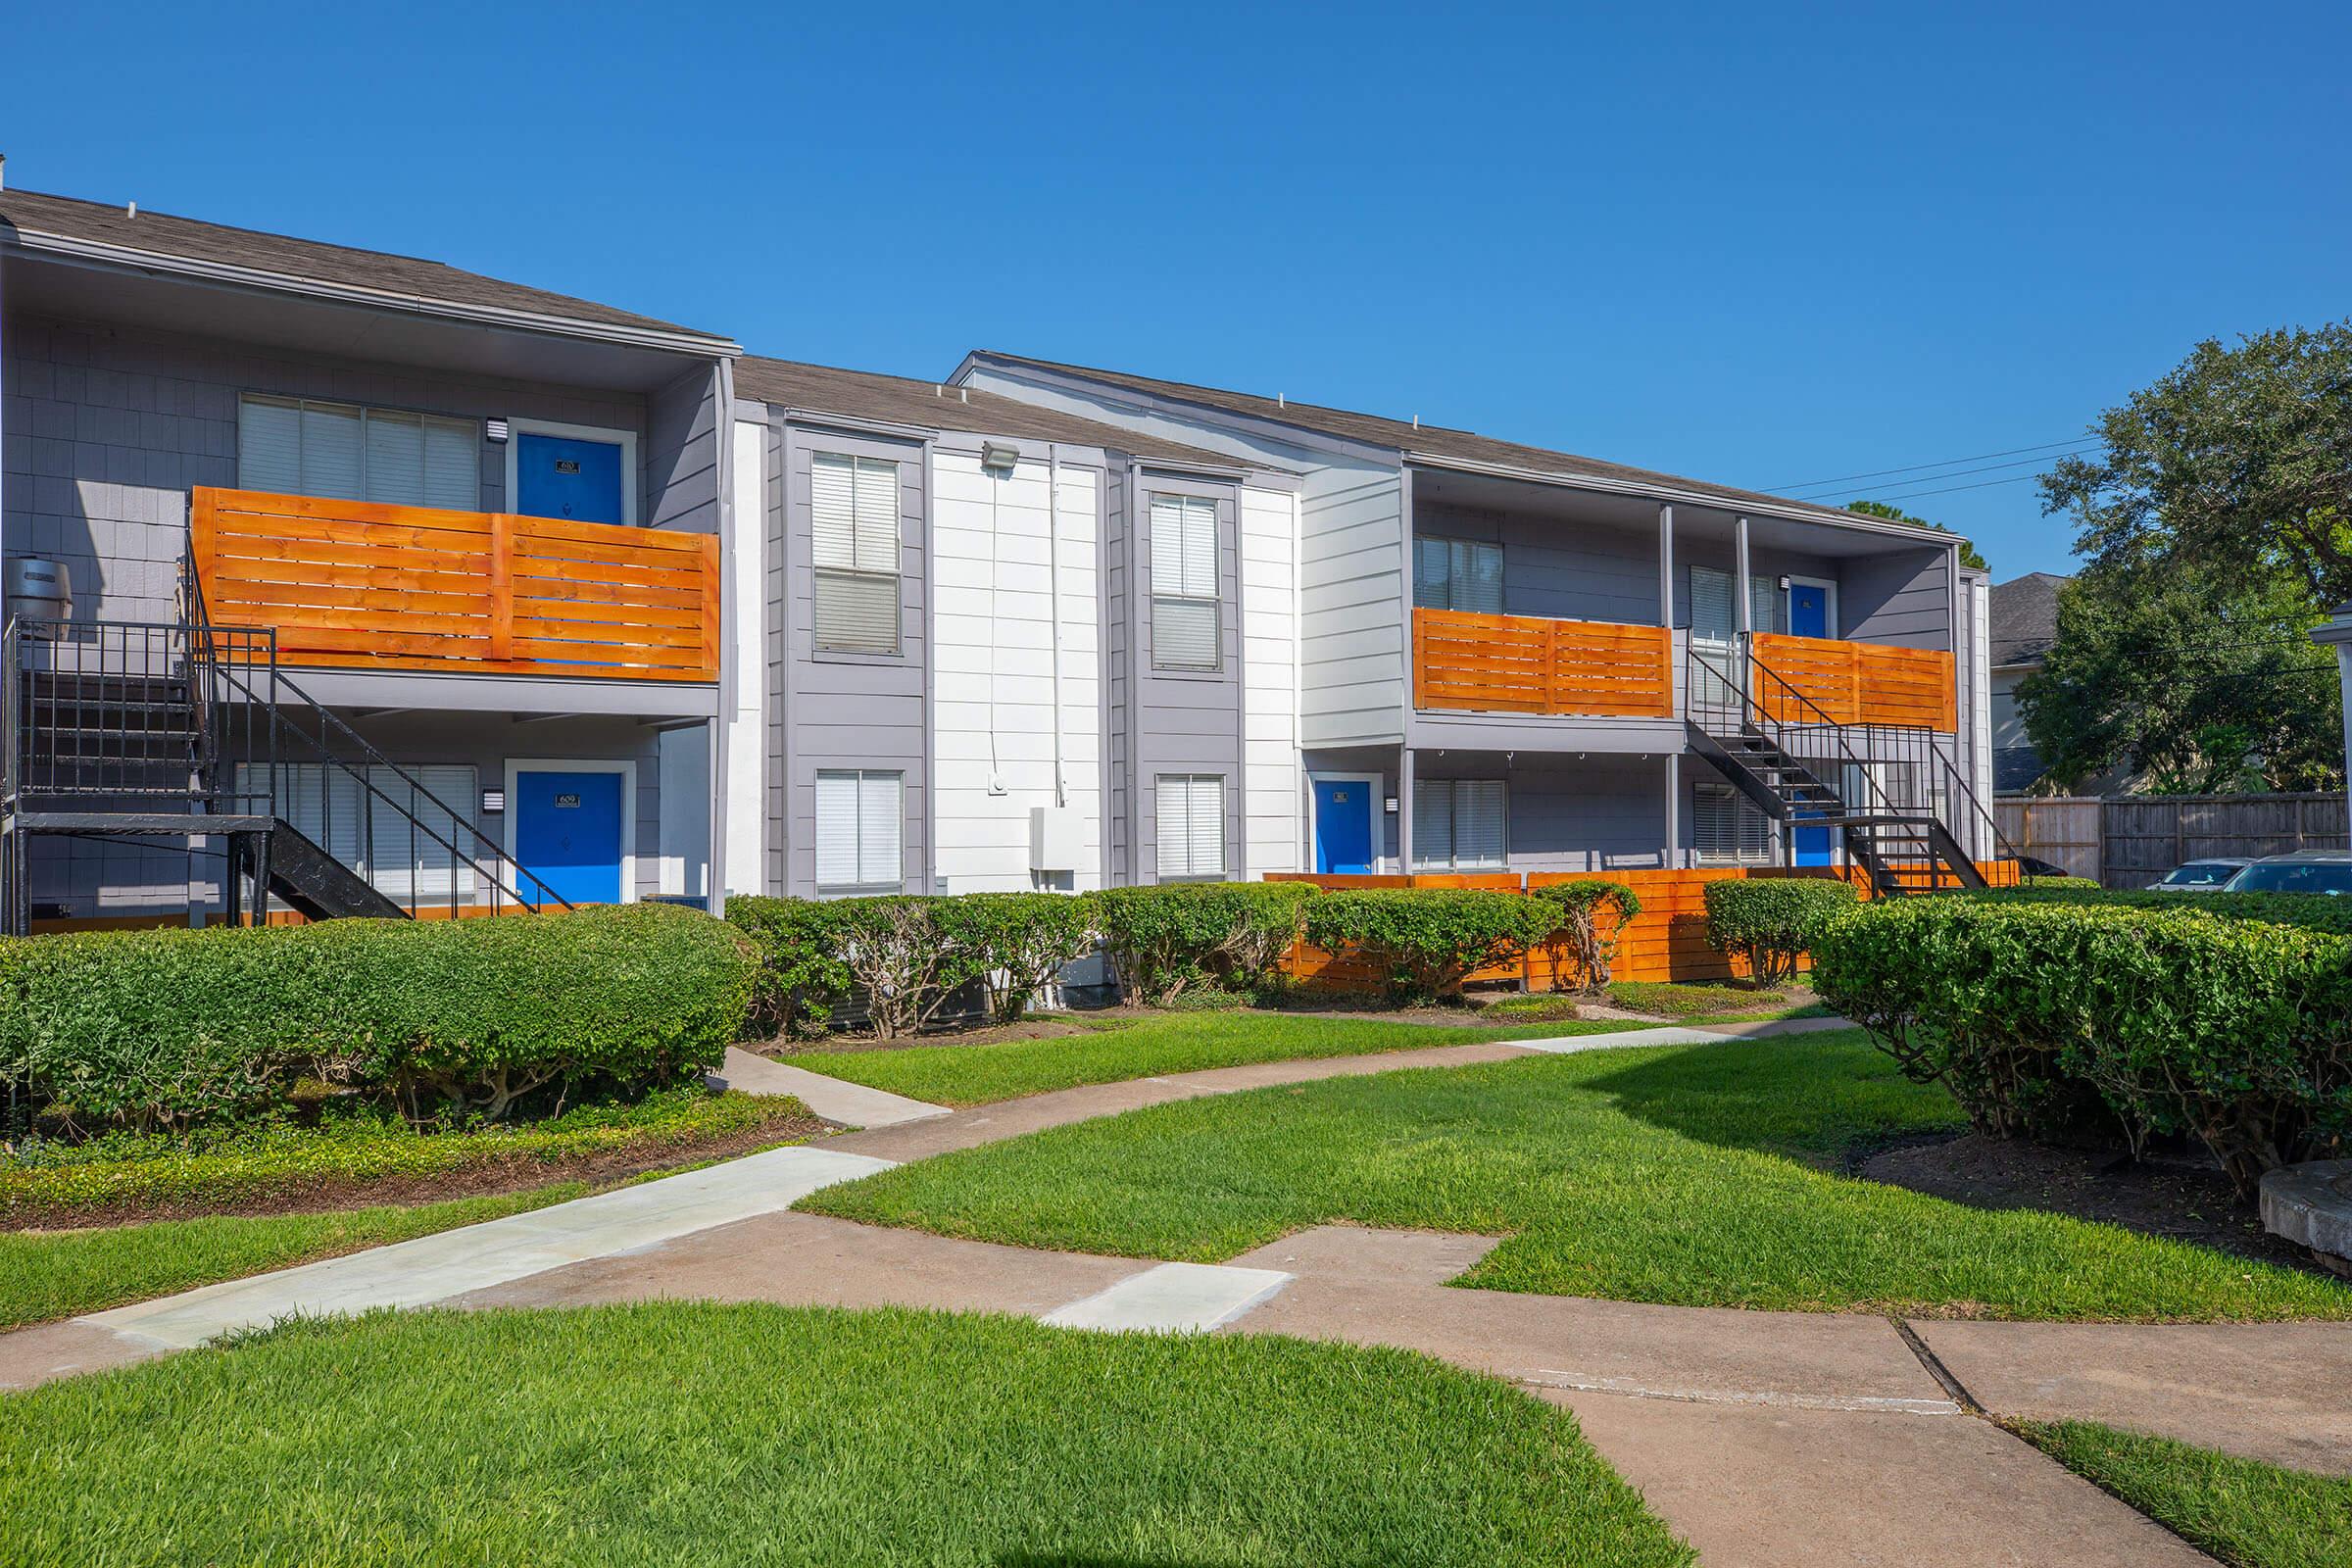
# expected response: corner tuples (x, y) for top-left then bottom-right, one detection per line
(1824, 446), (2102, 502)
(1852, 470), (2056, 505)
(1769, 436), (2095, 493)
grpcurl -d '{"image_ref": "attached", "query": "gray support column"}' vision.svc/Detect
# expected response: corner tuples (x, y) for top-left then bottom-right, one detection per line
(1656, 505), (1675, 623)
(1396, 747), (1414, 874)
(1663, 753), (1681, 869)
(2311, 605), (2352, 837)
(1734, 515), (1752, 636)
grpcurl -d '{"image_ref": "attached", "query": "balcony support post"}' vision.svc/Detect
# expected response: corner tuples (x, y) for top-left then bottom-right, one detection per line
(1657, 504), (1675, 712)
(1396, 746), (1414, 875)
(1662, 752), (1681, 870)
(1734, 514), (1752, 637)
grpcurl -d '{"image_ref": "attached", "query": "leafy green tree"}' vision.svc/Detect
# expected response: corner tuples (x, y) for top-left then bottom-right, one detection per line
(1844, 500), (1987, 569)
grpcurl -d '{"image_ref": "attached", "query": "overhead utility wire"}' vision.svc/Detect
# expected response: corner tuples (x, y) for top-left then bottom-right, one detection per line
(1799, 446), (2102, 501)
(1770, 437), (2094, 493)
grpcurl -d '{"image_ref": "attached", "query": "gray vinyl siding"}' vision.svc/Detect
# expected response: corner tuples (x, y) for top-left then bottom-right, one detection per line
(1417, 755), (1671, 872)
(775, 421), (929, 896)
(1843, 547), (1952, 651)
(1127, 473), (1244, 883)
(1414, 502), (1658, 625)
(644, 362), (721, 534)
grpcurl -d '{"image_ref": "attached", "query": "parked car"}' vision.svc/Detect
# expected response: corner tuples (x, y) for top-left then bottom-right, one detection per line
(2147, 858), (2252, 893)
(2219, 852), (2352, 896)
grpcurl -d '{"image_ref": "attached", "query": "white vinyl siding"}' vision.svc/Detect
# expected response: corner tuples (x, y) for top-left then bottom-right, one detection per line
(238, 396), (477, 511)
(1413, 537), (1504, 614)
(1693, 782), (1774, 864)
(815, 768), (904, 892)
(1412, 779), (1506, 870)
(811, 452), (902, 655)
(1155, 774), (1226, 880)
(234, 761), (478, 903)
(1150, 494), (1220, 670)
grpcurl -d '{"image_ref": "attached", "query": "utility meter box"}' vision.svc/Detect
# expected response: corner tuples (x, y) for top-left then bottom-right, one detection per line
(1030, 805), (1083, 873)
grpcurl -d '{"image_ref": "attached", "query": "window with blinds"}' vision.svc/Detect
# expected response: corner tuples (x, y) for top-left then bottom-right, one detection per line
(1693, 782), (1774, 863)
(1689, 564), (1783, 642)
(233, 761), (479, 903)
(1411, 779), (1507, 870)
(1150, 494), (1220, 671)
(1155, 774), (1226, 880)
(238, 396), (478, 511)
(811, 452), (903, 655)
(1413, 537), (1504, 613)
(814, 769), (903, 891)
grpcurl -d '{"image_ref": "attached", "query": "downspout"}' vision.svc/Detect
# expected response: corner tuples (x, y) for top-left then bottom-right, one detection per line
(1047, 444), (1065, 809)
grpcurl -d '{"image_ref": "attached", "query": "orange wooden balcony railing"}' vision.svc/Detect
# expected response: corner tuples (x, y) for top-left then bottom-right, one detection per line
(1750, 632), (1955, 731)
(1412, 607), (1672, 717)
(190, 487), (720, 683)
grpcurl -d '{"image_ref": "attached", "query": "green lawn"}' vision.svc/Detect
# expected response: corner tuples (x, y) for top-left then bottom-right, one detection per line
(0, 1185), (586, 1329)
(785, 1010), (1648, 1104)
(0, 1303), (1693, 1568)
(2018, 1420), (2352, 1568)
(801, 1032), (2352, 1322)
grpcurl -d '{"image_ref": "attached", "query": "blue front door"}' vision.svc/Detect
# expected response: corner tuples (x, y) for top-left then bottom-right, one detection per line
(515, 433), (625, 524)
(1789, 582), (1831, 639)
(514, 770), (624, 904)
(1312, 778), (1375, 874)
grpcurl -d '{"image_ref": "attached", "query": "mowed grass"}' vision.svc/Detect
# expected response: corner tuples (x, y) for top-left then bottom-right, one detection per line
(785, 1009), (1647, 1105)
(802, 1032), (2352, 1322)
(2018, 1420), (2352, 1568)
(0, 1303), (1694, 1568)
(0, 1185), (586, 1329)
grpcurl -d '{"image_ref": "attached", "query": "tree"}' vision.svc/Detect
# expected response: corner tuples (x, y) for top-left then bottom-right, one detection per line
(1843, 500), (1988, 570)
(2040, 323), (2352, 606)
(2017, 562), (2339, 794)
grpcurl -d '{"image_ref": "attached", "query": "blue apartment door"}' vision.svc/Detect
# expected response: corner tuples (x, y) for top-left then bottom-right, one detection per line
(1312, 779), (1375, 874)
(513, 770), (624, 904)
(515, 432), (626, 524)
(1789, 582), (1832, 639)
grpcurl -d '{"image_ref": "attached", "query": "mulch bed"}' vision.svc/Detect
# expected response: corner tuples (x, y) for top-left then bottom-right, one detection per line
(771, 1018), (1090, 1055)
(4, 1104), (833, 1232)
(1855, 1131), (2332, 1277)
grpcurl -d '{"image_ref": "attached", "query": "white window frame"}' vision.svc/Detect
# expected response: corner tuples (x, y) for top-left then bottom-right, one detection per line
(1413, 535), (1505, 614)
(1785, 575), (1840, 639)
(809, 450), (906, 658)
(1155, 773), (1228, 882)
(812, 767), (906, 895)
(1306, 770), (1387, 874)
(1149, 492), (1223, 673)
(1692, 781), (1775, 865)
(1410, 778), (1509, 871)
(501, 759), (640, 904)
(503, 417), (641, 527)
(238, 394), (483, 512)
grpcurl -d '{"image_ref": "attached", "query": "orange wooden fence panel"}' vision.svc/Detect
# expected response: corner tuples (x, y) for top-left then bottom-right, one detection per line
(1751, 633), (1955, 731)
(191, 487), (720, 683)
(1413, 608), (1672, 717)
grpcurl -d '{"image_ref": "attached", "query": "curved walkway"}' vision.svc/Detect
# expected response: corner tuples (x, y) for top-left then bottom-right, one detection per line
(6, 1015), (2347, 1565)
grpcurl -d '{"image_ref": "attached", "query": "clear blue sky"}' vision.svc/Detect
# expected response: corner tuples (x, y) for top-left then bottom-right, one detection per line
(9, 1), (2346, 579)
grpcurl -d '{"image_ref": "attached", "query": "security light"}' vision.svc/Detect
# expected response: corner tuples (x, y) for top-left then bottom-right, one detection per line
(980, 441), (1020, 473)
(1777, 573), (1792, 591)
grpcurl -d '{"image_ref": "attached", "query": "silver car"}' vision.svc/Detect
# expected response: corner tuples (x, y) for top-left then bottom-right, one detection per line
(2147, 858), (2251, 893)
(2219, 851), (2352, 896)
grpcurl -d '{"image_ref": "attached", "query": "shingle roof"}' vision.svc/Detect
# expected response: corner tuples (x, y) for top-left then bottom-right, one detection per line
(1990, 571), (2068, 665)
(733, 357), (1250, 470)
(0, 187), (729, 343)
(966, 352), (1952, 533)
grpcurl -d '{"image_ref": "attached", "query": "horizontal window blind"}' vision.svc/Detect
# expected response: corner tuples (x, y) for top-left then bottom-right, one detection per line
(815, 768), (903, 891)
(238, 396), (478, 510)
(232, 761), (478, 904)
(1413, 537), (1504, 614)
(1155, 774), (1226, 880)
(812, 452), (902, 654)
(1412, 779), (1506, 870)
(1693, 783), (1773, 863)
(1151, 494), (1220, 670)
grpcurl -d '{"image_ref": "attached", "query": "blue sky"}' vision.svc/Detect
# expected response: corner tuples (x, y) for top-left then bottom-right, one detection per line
(8, 1), (2346, 578)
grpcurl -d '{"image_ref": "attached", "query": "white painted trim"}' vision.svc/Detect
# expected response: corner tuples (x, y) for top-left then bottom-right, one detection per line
(1787, 574), (1840, 638)
(503, 417), (642, 526)
(1305, 770), (1384, 874)
(503, 758), (639, 904)
(725, 419), (767, 897)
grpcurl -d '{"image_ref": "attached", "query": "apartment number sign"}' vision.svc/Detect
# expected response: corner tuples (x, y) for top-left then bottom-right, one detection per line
(555, 793), (581, 808)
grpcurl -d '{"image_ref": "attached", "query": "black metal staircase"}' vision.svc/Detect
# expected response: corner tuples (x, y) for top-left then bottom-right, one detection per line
(1686, 637), (2017, 897)
(1, 605), (568, 935)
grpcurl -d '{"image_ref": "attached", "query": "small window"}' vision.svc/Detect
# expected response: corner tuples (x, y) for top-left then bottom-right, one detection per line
(1155, 774), (1226, 880)
(1693, 783), (1773, 863)
(811, 452), (903, 655)
(233, 761), (479, 904)
(815, 769), (903, 891)
(1413, 537), (1504, 614)
(238, 396), (478, 511)
(1412, 779), (1507, 870)
(1150, 494), (1220, 670)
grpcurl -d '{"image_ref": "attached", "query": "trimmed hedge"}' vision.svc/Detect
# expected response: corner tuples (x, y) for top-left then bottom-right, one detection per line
(1302, 889), (1558, 1005)
(1968, 885), (2352, 936)
(1525, 881), (1641, 994)
(931, 893), (1098, 1024)
(1703, 878), (1859, 985)
(0, 905), (757, 1134)
(1813, 898), (2352, 1195)
(1095, 882), (1318, 1005)
(722, 897), (855, 1038)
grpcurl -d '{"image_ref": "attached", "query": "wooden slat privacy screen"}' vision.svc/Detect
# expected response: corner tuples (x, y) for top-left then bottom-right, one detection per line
(191, 488), (720, 682)
(1413, 607), (1672, 717)
(1751, 633), (1954, 731)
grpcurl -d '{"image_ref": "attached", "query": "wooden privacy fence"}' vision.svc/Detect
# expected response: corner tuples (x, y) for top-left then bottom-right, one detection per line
(191, 487), (721, 683)
(1752, 633), (1956, 731)
(1412, 608), (1673, 717)
(1996, 793), (2350, 888)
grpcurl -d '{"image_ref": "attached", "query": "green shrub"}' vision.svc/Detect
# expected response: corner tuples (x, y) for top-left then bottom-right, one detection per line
(1813, 898), (2352, 1194)
(1702, 878), (1859, 985)
(929, 893), (1099, 1024)
(0, 905), (756, 1134)
(1161, 984), (1254, 1013)
(823, 897), (995, 1041)
(1969, 886), (2352, 936)
(2022, 874), (2103, 891)
(722, 897), (854, 1038)
(1301, 889), (1557, 1005)
(1095, 882), (1317, 1004)
(1525, 880), (1642, 994)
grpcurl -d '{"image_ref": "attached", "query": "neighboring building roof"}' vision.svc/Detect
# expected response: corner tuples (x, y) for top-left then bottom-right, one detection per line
(962, 351), (1966, 538)
(1990, 571), (2068, 666)
(0, 187), (732, 347)
(734, 356), (1251, 470)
